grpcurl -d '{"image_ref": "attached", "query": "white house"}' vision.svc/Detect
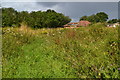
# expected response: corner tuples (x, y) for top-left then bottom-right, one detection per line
(107, 23), (119, 27)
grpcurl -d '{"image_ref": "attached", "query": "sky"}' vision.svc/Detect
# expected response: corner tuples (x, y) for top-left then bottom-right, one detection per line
(1, 0), (120, 2)
(1, 0), (119, 22)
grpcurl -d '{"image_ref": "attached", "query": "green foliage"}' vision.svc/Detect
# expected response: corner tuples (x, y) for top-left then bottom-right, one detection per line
(96, 12), (108, 22)
(90, 22), (106, 27)
(17, 11), (30, 25)
(80, 12), (108, 23)
(79, 16), (88, 21)
(2, 25), (119, 78)
(87, 14), (99, 23)
(2, 27), (36, 58)
(2, 8), (71, 28)
(108, 19), (119, 24)
(2, 8), (20, 27)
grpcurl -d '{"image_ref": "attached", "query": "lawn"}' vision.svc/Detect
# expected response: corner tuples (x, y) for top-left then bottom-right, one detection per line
(2, 24), (120, 78)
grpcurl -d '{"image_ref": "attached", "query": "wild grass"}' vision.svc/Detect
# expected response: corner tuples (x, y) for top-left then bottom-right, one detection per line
(2, 24), (120, 78)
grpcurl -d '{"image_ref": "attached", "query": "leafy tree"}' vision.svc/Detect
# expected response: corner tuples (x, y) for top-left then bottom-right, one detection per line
(46, 9), (56, 13)
(2, 8), (71, 28)
(2, 7), (19, 27)
(80, 16), (88, 21)
(108, 19), (118, 24)
(17, 11), (30, 23)
(27, 9), (71, 28)
(118, 19), (120, 23)
(96, 12), (108, 22)
(87, 14), (99, 23)
(79, 12), (109, 23)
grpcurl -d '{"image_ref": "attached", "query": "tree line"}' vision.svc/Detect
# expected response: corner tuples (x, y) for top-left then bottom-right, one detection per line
(107, 19), (120, 24)
(80, 12), (119, 24)
(2, 8), (71, 28)
(2, 8), (119, 28)
(80, 12), (109, 23)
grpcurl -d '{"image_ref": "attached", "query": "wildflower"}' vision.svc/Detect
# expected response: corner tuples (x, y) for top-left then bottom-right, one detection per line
(110, 44), (113, 46)
(58, 31), (61, 34)
(98, 73), (101, 76)
(21, 34), (23, 36)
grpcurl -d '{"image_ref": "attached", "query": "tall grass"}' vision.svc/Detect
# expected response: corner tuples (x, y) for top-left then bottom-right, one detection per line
(2, 24), (120, 78)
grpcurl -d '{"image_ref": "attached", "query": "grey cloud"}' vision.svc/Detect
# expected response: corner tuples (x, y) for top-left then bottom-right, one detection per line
(54, 2), (118, 22)
(36, 2), (59, 7)
(2, 2), (118, 22)
(2, 0), (120, 2)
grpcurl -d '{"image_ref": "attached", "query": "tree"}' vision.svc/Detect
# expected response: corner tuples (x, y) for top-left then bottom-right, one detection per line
(46, 9), (56, 13)
(87, 14), (99, 23)
(108, 19), (118, 24)
(118, 19), (120, 23)
(2, 8), (19, 27)
(96, 12), (108, 22)
(80, 16), (88, 21)
(17, 11), (30, 23)
(2, 8), (71, 28)
(79, 12), (109, 23)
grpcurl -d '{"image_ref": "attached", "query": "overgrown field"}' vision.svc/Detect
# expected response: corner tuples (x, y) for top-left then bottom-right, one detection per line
(2, 24), (120, 78)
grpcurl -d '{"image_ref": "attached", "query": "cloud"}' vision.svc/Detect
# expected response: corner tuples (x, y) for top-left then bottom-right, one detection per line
(2, 2), (47, 12)
(36, 2), (59, 7)
(1, 2), (118, 22)
(53, 2), (118, 21)
(2, 0), (120, 2)
(2, 0), (36, 2)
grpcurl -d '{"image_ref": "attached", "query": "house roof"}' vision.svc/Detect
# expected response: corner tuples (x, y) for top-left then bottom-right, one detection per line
(78, 20), (91, 26)
(64, 20), (91, 27)
(68, 22), (79, 24)
(79, 20), (91, 24)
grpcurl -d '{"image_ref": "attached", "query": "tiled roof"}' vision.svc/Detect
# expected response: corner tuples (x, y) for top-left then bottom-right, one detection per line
(78, 21), (91, 27)
(64, 20), (91, 27)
